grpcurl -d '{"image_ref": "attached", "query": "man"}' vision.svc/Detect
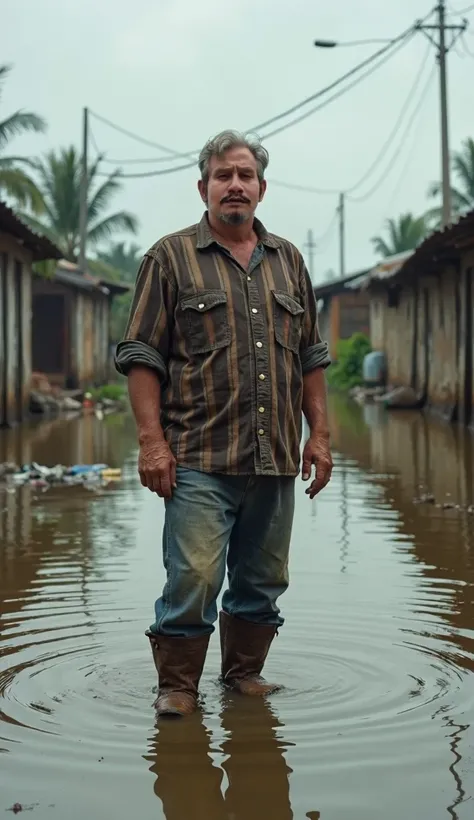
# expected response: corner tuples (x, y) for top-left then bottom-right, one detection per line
(115, 129), (332, 718)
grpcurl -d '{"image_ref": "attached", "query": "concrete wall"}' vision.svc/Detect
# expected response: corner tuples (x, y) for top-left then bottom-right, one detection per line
(0, 234), (33, 426)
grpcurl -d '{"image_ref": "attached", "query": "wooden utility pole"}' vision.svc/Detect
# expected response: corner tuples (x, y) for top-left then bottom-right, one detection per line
(304, 229), (318, 283)
(78, 107), (89, 274)
(416, 2), (467, 227)
(338, 192), (345, 278)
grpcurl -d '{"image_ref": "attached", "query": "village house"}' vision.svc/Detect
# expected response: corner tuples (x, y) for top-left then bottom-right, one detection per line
(364, 211), (474, 426)
(31, 260), (129, 391)
(1, 200), (130, 427)
(313, 269), (371, 361)
(0, 201), (61, 427)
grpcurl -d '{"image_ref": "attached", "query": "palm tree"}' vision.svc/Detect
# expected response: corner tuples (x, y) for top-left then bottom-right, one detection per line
(371, 213), (428, 258)
(427, 137), (474, 226)
(23, 146), (138, 262)
(97, 241), (142, 281)
(0, 64), (46, 213)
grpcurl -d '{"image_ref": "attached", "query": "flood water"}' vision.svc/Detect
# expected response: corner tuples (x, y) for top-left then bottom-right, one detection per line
(1, 398), (473, 819)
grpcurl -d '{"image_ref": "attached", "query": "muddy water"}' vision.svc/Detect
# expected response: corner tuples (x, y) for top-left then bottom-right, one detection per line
(0, 400), (473, 819)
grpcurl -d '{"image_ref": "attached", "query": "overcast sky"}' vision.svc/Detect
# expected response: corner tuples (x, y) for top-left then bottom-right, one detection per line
(3, 0), (474, 283)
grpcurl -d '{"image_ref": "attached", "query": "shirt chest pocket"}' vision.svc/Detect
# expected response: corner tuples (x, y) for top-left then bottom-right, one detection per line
(180, 290), (231, 355)
(272, 290), (305, 354)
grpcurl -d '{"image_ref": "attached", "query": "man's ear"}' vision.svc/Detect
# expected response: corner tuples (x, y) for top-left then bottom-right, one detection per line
(259, 179), (267, 202)
(198, 179), (207, 203)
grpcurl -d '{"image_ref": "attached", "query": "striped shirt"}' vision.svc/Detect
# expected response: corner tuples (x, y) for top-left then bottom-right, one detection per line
(115, 212), (330, 476)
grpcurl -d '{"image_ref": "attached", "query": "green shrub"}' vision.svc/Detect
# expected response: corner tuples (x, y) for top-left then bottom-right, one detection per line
(326, 332), (371, 391)
(88, 383), (127, 402)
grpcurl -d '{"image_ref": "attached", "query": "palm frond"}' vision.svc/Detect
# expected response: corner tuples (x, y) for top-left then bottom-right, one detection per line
(0, 112), (46, 149)
(0, 168), (45, 214)
(87, 212), (138, 246)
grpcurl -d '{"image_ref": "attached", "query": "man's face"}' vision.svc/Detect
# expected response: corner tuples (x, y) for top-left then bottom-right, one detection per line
(198, 146), (266, 226)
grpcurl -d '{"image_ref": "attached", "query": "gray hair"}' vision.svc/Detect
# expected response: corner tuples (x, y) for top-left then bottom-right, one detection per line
(198, 129), (269, 183)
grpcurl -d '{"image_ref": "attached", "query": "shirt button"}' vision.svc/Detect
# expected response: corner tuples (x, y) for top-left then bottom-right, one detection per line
(258, 406), (265, 413)
(247, 276), (251, 281)
(259, 374), (266, 381)
(198, 303), (205, 309)
(256, 341), (262, 348)
(258, 429), (265, 436)
(252, 308), (258, 314)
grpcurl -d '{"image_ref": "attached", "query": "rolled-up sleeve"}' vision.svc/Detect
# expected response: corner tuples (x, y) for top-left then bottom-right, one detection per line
(299, 257), (331, 373)
(114, 252), (176, 384)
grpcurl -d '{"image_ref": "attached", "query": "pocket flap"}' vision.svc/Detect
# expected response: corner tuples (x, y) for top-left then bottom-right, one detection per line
(181, 290), (228, 313)
(272, 290), (304, 316)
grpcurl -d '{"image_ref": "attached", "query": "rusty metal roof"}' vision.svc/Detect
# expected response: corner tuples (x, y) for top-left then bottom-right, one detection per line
(54, 261), (130, 296)
(313, 267), (370, 299)
(0, 200), (62, 261)
(362, 210), (474, 289)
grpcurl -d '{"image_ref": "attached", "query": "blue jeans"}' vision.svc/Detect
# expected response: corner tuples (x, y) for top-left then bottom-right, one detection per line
(151, 467), (295, 638)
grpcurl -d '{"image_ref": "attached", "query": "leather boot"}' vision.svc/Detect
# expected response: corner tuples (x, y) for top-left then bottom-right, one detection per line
(219, 611), (280, 696)
(146, 630), (210, 717)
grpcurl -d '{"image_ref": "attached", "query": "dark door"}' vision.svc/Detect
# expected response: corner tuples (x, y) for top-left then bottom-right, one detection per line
(32, 293), (66, 375)
(422, 287), (431, 403)
(14, 261), (23, 421)
(0, 253), (8, 426)
(465, 269), (473, 426)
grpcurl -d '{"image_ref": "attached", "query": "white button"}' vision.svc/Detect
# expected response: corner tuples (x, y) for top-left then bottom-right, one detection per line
(258, 429), (265, 436)
(256, 341), (263, 348)
(247, 276), (251, 281)
(252, 308), (258, 314)
(259, 374), (265, 381)
(198, 303), (205, 309)
(258, 406), (265, 413)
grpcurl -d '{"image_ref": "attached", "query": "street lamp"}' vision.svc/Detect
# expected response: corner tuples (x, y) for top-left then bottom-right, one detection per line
(314, 40), (337, 48)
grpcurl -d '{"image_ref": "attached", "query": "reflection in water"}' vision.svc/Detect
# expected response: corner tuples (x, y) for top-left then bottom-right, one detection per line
(147, 696), (296, 820)
(0, 403), (473, 819)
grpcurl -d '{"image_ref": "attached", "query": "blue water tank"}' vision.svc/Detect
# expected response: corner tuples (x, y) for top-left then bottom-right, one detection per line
(363, 351), (386, 386)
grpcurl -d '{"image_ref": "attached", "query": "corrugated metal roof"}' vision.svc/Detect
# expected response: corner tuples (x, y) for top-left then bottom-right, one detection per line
(363, 210), (474, 288)
(0, 200), (62, 261)
(313, 267), (370, 298)
(54, 261), (130, 295)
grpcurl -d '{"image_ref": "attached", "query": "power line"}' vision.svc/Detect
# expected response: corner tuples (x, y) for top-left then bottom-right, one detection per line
(447, 2), (474, 14)
(260, 31), (414, 141)
(89, 110), (197, 161)
(93, 24), (418, 178)
(345, 43), (432, 193)
(347, 63), (436, 203)
(267, 178), (339, 195)
(251, 26), (415, 134)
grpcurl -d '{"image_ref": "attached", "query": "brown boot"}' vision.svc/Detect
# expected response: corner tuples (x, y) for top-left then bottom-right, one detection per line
(146, 630), (210, 717)
(219, 611), (280, 696)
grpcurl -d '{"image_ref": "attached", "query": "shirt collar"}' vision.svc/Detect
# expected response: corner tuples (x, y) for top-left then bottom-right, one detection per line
(196, 211), (280, 250)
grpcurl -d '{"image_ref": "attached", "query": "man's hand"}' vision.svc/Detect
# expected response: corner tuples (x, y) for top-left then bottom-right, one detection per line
(301, 434), (333, 499)
(138, 435), (177, 499)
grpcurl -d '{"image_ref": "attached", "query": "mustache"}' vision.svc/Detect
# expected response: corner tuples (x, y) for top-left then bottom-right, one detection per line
(220, 195), (251, 204)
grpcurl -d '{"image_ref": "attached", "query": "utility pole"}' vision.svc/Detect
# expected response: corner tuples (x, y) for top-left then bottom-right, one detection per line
(338, 192), (345, 278)
(416, 2), (467, 228)
(304, 229), (318, 283)
(79, 107), (89, 274)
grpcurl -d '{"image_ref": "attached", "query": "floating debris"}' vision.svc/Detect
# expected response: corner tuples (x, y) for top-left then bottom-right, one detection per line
(413, 493), (474, 514)
(0, 462), (122, 492)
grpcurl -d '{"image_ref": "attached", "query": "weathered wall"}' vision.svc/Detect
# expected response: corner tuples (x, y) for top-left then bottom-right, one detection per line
(375, 284), (415, 388)
(318, 290), (370, 360)
(369, 292), (386, 351)
(369, 249), (474, 423)
(338, 290), (370, 340)
(0, 233), (33, 426)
